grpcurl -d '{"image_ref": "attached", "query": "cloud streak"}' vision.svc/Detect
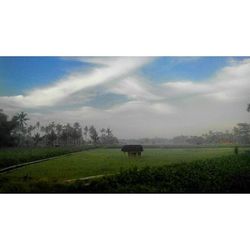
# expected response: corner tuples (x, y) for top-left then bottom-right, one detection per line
(0, 57), (152, 108)
(1, 57), (250, 138)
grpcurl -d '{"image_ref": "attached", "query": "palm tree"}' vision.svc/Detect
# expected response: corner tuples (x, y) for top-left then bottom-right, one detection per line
(13, 112), (29, 146)
(27, 125), (35, 136)
(56, 124), (63, 145)
(33, 133), (42, 146)
(89, 125), (99, 144)
(106, 128), (112, 136)
(16, 112), (29, 129)
(73, 122), (82, 145)
(84, 126), (89, 142)
(36, 121), (40, 131)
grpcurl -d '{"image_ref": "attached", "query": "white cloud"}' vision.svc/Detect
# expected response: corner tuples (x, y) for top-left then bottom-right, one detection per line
(161, 59), (250, 103)
(1, 57), (250, 138)
(108, 100), (176, 115)
(107, 77), (161, 101)
(0, 57), (152, 108)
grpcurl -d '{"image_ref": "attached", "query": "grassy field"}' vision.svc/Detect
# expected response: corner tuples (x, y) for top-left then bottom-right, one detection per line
(0, 146), (96, 169)
(65, 153), (250, 193)
(2, 147), (240, 181)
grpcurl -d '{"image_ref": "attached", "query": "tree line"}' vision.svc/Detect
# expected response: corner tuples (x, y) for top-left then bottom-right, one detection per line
(120, 123), (250, 146)
(1, 104), (249, 147)
(0, 110), (119, 147)
(122, 104), (250, 146)
(171, 123), (250, 145)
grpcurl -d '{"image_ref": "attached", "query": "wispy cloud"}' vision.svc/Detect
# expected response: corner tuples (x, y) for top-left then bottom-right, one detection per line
(1, 57), (250, 138)
(163, 59), (250, 103)
(0, 57), (152, 109)
(106, 76), (161, 101)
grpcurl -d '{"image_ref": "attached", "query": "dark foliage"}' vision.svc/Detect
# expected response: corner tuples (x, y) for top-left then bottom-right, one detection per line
(0, 109), (19, 147)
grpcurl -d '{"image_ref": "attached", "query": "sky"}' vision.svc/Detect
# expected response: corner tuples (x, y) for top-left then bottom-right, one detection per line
(0, 56), (249, 138)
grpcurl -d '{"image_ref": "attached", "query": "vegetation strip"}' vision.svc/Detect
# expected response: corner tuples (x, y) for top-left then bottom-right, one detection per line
(2, 154), (250, 193)
(0, 154), (74, 173)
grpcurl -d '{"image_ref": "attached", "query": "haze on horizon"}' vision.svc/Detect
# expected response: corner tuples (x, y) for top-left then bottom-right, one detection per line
(0, 56), (249, 139)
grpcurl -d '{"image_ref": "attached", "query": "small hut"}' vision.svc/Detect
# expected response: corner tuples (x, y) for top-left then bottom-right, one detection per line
(121, 145), (144, 157)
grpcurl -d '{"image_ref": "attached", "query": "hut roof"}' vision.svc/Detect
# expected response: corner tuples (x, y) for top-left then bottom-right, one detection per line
(121, 145), (143, 152)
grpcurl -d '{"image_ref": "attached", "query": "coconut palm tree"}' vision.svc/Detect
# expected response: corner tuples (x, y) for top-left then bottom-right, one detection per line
(16, 112), (29, 130)
(13, 112), (29, 146)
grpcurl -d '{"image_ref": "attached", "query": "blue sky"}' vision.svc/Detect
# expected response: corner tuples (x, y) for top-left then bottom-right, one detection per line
(0, 56), (248, 95)
(139, 57), (231, 83)
(0, 57), (241, 95)
(0, 57), (249, 138)
(0, 57), (93, 95)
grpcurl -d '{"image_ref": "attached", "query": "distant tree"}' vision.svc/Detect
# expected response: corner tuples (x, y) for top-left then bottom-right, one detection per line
(11, 111), (30, 146)
(43, 122), (57, 146)
(47, 130), (57, 146)
(0, 109), (19, 147)
(247, 104), (250, 112)
(100, 128), (106, 135)
(33, 133), (42, 146)
(65, 123), (73, 145)
(233, 123), (250, 144)
(27, 125), (35, 136)
(99, 128), (119, 145)
(36, 121), (40, 130)
(15, 112), (29, 130)
(60, 125), (68, 146)
(186, 136), (205, 145)
(172, 135), (189, 145)
(106, 128), (112, 136)
(55, 124), (63, 145)
(73, 122), (82, 145)
(0, 110), (120, 147)
(89, 125), (99, 144)
(83, 126), (89, 142)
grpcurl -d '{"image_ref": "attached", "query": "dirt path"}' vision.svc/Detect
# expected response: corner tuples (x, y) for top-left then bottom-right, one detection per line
(65, 173), (114, 183)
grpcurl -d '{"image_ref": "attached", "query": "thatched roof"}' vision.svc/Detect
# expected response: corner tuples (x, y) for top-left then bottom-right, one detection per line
(121, 145), (143, 152)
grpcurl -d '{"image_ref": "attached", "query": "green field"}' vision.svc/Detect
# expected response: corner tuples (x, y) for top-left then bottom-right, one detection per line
(3, 147), (239, 181)
(0, 146), (92, 169)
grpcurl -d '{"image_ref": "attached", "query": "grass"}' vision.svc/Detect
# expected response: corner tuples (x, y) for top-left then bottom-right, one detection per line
(0, 146), (96, 169)
(2, 147), (241, 181)
(67, 153), (250, 193)
(1, 151), (250, 193)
